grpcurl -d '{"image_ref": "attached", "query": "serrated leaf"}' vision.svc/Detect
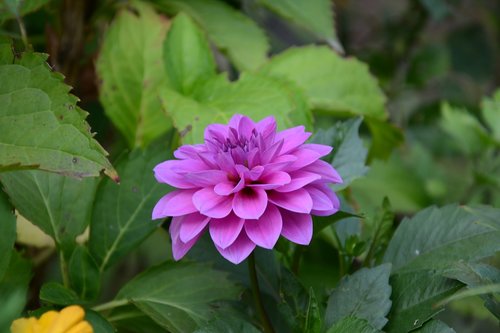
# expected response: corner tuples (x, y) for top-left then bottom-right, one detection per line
(0, 171), (97, 254)
(325, 263), (392, 330)
(412, 319), (456, 333)
(0, 42), (116, 178)
(326, 316), (380, 333)
(89, 142), (172, 271)
(116, 262), (241, 333)
(257, 0), (341, 51)
(261, 46), (386, 120)
(163, 13), (216, 95)
(39, 282), (79, 306)
(383, 204), (500, 273)
(386, 270), (462, 332)
(155, 0), (269, 71)
(161, 73), (313, 144)
(69, 246), (100, 301)
(482, 89), (500, 142)
(0, 190), (16, 280)
(97, 2), (172, 148)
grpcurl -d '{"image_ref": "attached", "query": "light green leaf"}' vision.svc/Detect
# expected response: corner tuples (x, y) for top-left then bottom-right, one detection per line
(162, 73), (313, 144)
(163, 13), (216, 95)
(155, 0), (269, 71)
(69, 246), (100, 301)
(261, 46), (387, 120)
(97, 1), (172, 148)
(383, 204), (500, 273)
(325, 264), (392, 329)
(440, 102), (492, 155)
(482, 89), (500, 142)
(0, 0), (51, 21)
(39, 282), (79, 306)
(257, 0), (341, 52)
(0, 190), (16, 280)
(0, 171), (97, 254)
(326, 316), (380, 333)
(0, 42), (116, 178)
(89, 142), (172, 272)
(385, 270), (462, 332)
(116, 262), (241, 333)
(412, 319), (456, 333)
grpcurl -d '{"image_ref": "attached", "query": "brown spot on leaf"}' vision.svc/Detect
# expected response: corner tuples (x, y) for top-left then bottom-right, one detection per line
(179, 125), (193, 138)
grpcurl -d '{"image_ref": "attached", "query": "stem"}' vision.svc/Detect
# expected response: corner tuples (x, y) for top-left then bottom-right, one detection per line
(15, 15), (29, 49)
(59, 252), (70, 288)
(248, 253), (275, 333)
(92, 299), (129, 312)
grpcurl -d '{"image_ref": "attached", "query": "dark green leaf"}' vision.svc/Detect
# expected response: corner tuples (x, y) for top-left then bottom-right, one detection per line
(364, 198), (395, 265)
(0, 190), (16, 280)
(412, 319), (456, 333)
(326, 316), (380, 333)
(116, 262), (242, 333)
(0, 0), (51, 22)
(195, 316), (261, 333)
(303, 288), (322, 333)
(155, 0), (269, 71)
(482, 89), (500, 142)
(39, 282), (79, 306)
(365, 119), (403, 161)
(69, 246), (100, 300)
(97, 2), (172, 148)
(109, 305), (167, 333)
(89, 142), (172, 271)
(325, 264), (392, 329)
(85, 310), (116, 333)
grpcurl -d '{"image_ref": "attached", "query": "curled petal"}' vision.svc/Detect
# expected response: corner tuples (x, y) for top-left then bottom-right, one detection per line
(152, 190), (198, 219)
(302, 160), (343, 183)
(179, 213), (211, 243)
(280, 209), (313, 245)
(215, 231), (256, 264)
(308, 184), (340, 216)
(170, 217), (201, 260)
(268, 188), (313, 214)
(154, 160), (206, 188)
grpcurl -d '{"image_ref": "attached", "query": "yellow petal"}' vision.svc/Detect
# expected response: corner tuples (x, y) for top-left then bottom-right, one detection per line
(11, 317), (37, 333)
(47, 306), (85, 333)
(65, 321), (93, 333)
(38, 311), (59, 333)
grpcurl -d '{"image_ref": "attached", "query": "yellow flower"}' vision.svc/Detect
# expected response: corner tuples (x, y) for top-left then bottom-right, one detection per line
(11, 305), (93, 333)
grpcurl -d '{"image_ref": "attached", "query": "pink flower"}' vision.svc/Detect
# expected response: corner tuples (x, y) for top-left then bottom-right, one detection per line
(152, 115), (342, 264)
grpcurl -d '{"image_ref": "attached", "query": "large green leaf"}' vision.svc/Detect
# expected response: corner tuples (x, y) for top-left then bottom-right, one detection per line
(482, 89), (500, 142)
(69, 246), (100, 300)
(257, 0), (341, 51)
(326, 317), (380, 333)
(39, 282), (79, 306)
(155, 0), (269, 71)
(385, 271), (462, 332)
(0, 42), (116, 178)
(163, 13), (216, 95)
(383, 204), (500, 273)
(0, 190), (16, 280)
(89, 142), (172, 271)
(261, 46), (386, 120)
(0, 171), (97, 254)
(325, 264), (392, 330)
(194, 316), (261, 333)
(116, 262), (241, 333)
(97, 1), (172, 148)
(161, 73), (313, 144)
(412, 320), (456, 333)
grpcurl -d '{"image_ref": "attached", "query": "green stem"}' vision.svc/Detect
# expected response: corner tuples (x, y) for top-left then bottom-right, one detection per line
(92, 299), (129, 312)
(248, 253), (275, 333)
(59, 252), (70, 288)
(15, 15), (29, 49)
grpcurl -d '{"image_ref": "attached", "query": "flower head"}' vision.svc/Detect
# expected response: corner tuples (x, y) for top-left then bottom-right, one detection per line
(152, 115), (342, 264)
(11, 305), (93, 333)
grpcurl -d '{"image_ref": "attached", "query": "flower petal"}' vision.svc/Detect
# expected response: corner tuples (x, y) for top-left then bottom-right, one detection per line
(209, 213), (245, 249)
(308, 184), (340, 216)
(287, 148), (321, 171)
(302, 160), (343, 183)
(185, 170), (228, 186)
(244, 204), (282, 249)
(170, 217), (200, 260)
(152, 190), (198, 219)
(233, 188), (268, 219)
(268, 188), (313, 214)
(238, 115), (256, 139)
(215, 231), (256, 264)
(276, 126), (311, 154)
(153, 160), (206, 188)
(193, 187), (233, 218)
(275, 171), (321, 192)
(179, 213), (211, 243)
(280, 209), (313, 245)
(248, 171), (291, 190)
(301, 143), (333, 157)
(307, 186), (334, 211)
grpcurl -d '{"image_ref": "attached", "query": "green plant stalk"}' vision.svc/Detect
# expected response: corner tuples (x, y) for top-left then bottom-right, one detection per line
(248, 253), (275, 333)
(59, 252), (70, 288)
(92, 299), (129, 312)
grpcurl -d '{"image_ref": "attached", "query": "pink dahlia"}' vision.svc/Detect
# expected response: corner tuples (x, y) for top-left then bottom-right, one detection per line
(152, 115), (342, 264)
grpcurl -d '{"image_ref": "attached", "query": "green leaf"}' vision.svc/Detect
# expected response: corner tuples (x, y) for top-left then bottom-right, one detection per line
(385, 270), (462, 332)
(69, 246), (100, 301)
(0, 171), (97, 254)
(261, 46), (387, 120)
(303, 288), (322, 333)
(155, 0), (269, 71)
(0, 190), (16, 280)
(326, 316), (380, 333)
(482, 89), (500, 142)
(325, 263), (392, 330)
(195, 316), (261, 333)
(257, 0), (341, 52)
(364, 198), (395, 265)
(0, 171), (96, 248)
(383, 204), (500, 273)
(440, 102), (492, 155)
(0, 41), (116, 178)
(89, 142), (172, 271)
(84, 310), (115, 333)
(0, 0), (51, 22)
(109, 305), (168, 333)
(365, 119), (403, 161)
(436, 283), (500, 307)
(39, 282), (79, 306)
(116, 262), (241, 333)
(161, 73), (313, 144)
(97, 2), (172, 148)
(412, 319), (456, 333)
(163, 13), (216, 95)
